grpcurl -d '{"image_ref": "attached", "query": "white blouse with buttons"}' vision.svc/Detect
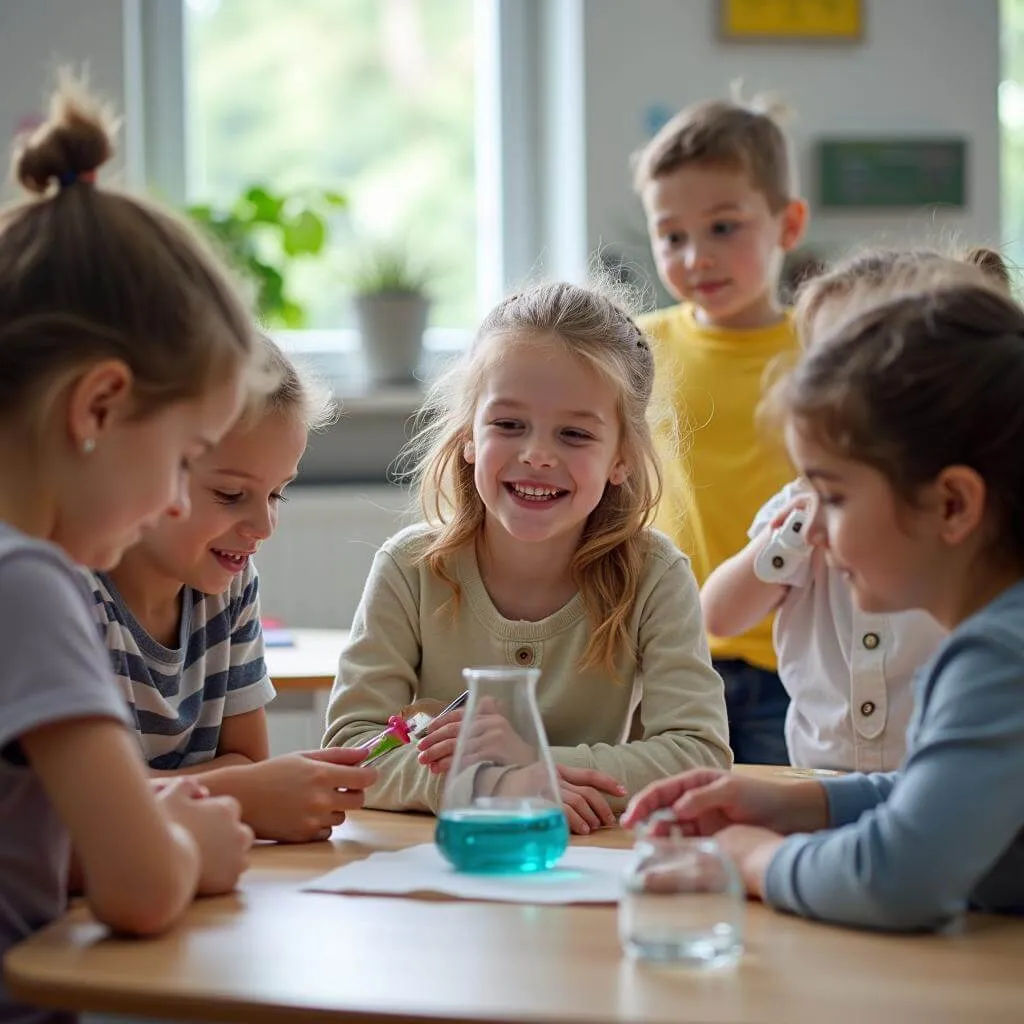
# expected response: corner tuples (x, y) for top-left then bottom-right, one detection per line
(751, 483), (947, 772)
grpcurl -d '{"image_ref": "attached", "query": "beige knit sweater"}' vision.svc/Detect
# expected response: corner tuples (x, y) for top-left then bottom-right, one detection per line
(323, 524), (731, 812)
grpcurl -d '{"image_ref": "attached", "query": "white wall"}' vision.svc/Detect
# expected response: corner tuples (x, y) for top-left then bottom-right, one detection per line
(0, 0), (140, 197)
(580, 0), (1001, 276)
(256, 485), (414, 629)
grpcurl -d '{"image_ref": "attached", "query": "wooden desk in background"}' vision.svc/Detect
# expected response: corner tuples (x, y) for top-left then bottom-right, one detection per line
(6, 766), (1023, 1024)
(265, 628), (348, 691)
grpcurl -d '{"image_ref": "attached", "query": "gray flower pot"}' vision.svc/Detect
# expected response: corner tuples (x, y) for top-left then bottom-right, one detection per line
(354, 292), (429, 385)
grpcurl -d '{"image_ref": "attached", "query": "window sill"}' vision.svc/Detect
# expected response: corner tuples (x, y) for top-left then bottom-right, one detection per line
(273, 327), (468, 415)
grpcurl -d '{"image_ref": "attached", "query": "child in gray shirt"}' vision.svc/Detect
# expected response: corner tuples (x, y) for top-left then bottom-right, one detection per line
(0, 74), (255, 1022)
(0, 529), (132, 1023)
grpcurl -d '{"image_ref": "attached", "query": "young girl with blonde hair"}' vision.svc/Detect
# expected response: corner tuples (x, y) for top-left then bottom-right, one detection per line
(324, 281), (730, 833)
(0, 78), (255, 1023)
(700, 245), (1009, 772)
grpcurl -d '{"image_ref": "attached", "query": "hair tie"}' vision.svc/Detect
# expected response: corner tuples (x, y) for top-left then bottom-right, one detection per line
(58, 169), (96, 188)
(619, 309), (647, 348)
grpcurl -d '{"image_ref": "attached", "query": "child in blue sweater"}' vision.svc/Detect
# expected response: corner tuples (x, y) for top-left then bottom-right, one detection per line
(624, 268), (1024, 932)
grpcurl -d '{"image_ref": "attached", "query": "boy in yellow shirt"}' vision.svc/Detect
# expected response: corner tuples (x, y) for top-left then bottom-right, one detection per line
(634, 96), (808, 764)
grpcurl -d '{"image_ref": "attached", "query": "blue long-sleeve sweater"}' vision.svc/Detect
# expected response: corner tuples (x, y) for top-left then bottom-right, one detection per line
(765, 578), (1024, 931)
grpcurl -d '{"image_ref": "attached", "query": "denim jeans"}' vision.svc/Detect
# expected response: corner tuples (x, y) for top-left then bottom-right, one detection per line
(714, 658), (790, 765)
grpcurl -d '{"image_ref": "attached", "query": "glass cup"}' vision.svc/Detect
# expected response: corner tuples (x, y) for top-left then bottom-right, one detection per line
(619, 811), (744, 967)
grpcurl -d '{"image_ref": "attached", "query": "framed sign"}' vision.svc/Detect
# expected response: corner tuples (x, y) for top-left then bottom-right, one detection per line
(817, 139), (967, 209)
(719, 0), (863, 42)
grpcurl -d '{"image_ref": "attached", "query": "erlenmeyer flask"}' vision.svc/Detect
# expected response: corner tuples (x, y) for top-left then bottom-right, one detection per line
(435, 666), (569, 873)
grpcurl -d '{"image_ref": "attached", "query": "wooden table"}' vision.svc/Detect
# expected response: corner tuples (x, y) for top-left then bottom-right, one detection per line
(264, 628), (348, 692)
(6, 767), (1024, 1024)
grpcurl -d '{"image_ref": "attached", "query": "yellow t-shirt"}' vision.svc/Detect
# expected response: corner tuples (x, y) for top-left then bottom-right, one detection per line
(639, 303), (798, 671)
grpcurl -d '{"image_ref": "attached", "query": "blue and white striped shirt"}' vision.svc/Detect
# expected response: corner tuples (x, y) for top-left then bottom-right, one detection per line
(87, 563), (276, 769)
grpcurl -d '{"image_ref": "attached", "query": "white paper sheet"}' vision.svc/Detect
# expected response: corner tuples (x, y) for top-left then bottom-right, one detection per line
(304, 843), (632, 904)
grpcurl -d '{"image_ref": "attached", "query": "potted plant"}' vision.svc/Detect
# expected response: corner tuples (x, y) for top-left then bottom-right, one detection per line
(187, 184), (346, 328)
(350, 240), (432, 385)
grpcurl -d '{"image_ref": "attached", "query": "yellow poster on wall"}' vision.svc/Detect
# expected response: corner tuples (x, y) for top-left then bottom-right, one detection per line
(719, 0), (863, 41)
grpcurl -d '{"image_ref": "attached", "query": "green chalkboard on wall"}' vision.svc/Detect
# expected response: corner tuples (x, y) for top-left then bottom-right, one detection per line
(817, 139), (967, 209)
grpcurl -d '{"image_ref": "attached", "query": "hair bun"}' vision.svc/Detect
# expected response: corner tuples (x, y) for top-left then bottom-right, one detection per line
(12, 71), (116, 195)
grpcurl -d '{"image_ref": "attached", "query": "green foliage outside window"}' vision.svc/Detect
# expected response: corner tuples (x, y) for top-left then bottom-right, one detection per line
(187, 184), (346, 327)
(186, 0), (476, 329)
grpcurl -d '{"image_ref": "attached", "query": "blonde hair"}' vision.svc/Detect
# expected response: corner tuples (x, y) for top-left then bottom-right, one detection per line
(794, 245), (1012, 348)
(239, 333), (337, 432)
(403, 281), (662, 676)
(632, 90), (795, 209)
(0, 73), (254, 435)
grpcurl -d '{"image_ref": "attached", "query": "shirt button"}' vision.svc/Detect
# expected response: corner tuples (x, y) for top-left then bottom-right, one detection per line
(861, 701), (876, 717)
(862, 632), (880, 650)
(515, 645), (535, 666)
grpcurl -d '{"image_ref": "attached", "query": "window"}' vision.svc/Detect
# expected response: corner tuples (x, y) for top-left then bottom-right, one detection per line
(184, 0), (477, 334)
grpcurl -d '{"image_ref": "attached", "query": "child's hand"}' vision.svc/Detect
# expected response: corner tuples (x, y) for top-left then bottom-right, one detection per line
(768, 493), (815, 532)
(487, 762), (626, 835)
(715, 824), (785, 899)
(417, 697), (536, 774)
(157, 780), (253, 896)
(556, 765), (627, 835)
(226, 749), (378, 843)
(150, 776), (202, 798)
(620, 768), (828, 837)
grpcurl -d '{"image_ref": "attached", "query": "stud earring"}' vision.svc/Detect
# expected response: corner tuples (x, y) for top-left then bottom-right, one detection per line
(81, 438), (96, 454)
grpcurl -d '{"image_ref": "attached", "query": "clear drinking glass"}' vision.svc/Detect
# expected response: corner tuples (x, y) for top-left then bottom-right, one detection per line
(619, 811), (744, 967)
(435, 666), (569, 874)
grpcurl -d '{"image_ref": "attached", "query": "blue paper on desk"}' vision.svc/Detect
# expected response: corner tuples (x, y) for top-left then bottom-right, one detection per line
(304, 843), (630, 905)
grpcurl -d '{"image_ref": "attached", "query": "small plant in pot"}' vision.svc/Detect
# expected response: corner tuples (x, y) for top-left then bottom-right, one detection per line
(350, 241), (432, 385)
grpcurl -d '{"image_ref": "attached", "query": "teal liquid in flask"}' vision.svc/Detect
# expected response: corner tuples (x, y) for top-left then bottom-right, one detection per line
(435, 667), (569, 874)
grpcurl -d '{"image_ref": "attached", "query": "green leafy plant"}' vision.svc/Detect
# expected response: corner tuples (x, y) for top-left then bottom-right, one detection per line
(349, 239), (433, 298)
(187, 184), (346, 327)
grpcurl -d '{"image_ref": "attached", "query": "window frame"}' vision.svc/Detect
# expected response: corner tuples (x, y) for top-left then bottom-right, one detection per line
(138, 0), (545, 370)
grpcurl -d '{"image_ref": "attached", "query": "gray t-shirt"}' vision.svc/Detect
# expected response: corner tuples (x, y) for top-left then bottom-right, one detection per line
(0, 525), (132, 1024)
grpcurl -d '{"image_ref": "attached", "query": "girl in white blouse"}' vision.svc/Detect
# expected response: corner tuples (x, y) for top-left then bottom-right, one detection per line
(700, 246), (1009, 771)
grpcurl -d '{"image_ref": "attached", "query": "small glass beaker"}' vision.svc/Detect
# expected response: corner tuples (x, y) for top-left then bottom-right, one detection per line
(619, 811), (744, 967)
(435, 666), (568, 874)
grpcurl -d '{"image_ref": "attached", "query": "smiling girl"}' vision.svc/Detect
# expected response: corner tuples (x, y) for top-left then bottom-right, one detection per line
(87, 336), (377, 843)
(323, 281), (730, 834)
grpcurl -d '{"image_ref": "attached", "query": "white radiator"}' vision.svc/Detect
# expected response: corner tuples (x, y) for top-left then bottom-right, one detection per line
(255, 484), (415, 630)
